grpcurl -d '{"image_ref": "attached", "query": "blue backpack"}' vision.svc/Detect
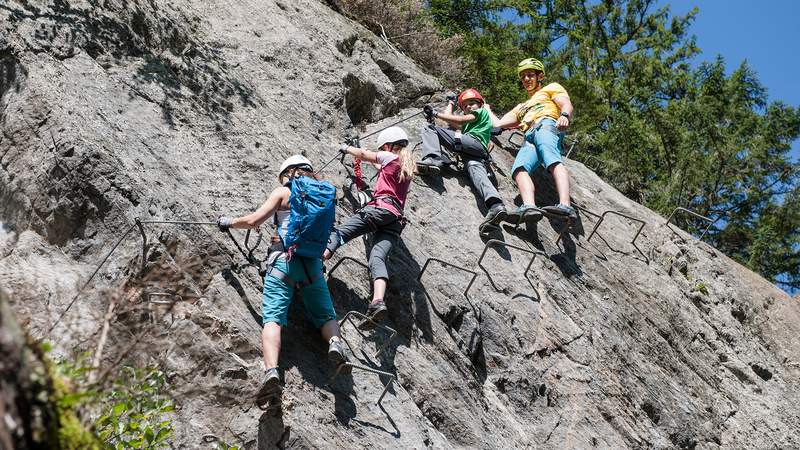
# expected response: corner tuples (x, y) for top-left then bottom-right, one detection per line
(281, 176), (337, 258)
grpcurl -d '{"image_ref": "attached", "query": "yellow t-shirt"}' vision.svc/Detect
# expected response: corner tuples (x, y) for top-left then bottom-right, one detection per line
(510, 82), (569, 132)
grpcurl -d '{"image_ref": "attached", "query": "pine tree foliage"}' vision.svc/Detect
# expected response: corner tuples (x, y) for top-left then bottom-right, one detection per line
(427, 0), (800, 291)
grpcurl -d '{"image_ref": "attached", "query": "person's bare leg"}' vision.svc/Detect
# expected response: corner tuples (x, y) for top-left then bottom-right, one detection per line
(514, 169), (537, 205)
(320, 319), (341, 342)
(549, 163), (571, 206)
(373, 278), (387, 301)
(261, 322), (281, 369)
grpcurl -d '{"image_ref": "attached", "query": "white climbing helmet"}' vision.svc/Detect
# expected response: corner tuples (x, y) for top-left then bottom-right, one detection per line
(279, 154), (313, 178)
(375, 126), (409, 149)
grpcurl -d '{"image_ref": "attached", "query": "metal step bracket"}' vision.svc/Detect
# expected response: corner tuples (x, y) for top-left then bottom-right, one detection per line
(418, 257), (481, 319)
(474, 239), (544, 294)
(586, 210), (648, 259)
(664, 207), (716, 241)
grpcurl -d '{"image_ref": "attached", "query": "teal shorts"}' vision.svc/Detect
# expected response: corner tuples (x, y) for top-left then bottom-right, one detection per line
(261, 256), (337, 328)
(511, 118), (564, 175)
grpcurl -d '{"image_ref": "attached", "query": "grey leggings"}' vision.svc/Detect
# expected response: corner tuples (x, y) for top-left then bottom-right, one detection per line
(420, 124), (501, 207)
(326, 206), (403, 281)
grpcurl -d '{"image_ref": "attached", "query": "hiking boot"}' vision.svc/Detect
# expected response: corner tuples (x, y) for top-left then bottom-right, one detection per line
(542, 204), (577, 220)
(256, 368), (282, 409)
(328, 338), (347, 367)
(505, 204), (543, 225)
(481, 203), (507, 228)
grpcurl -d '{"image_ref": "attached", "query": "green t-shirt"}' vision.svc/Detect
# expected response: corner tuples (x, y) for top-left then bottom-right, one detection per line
(461, 107), (493, 148)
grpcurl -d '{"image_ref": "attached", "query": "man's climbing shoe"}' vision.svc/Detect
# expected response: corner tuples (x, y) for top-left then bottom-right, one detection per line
(328, 338), (347, 367)
(256, 368), (282, 410)
(505, 204), (543, 225)
(358, 299), (388, 330)
(542, 204), (577, 220)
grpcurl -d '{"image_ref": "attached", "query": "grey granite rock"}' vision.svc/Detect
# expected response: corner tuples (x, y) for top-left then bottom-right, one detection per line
(1, 1), (799, 449)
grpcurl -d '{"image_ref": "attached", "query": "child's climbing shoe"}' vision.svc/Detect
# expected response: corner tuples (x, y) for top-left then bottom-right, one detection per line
(366, 299), (388, 323)
(358, 299), (388, 330)
(416, 158), (444, 175)
(542, 204), (577, 220)
(256, 368), (282, 410)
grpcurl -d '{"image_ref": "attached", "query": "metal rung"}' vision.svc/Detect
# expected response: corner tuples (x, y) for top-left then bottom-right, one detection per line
(587, 210), (647, 246)
(564, 140), (577, 159)
(327, 256), (370, 279)
(338, 310), (397, 359)
(418, 257), (481, 322)
(473, 239), (544, 294)
(664, 207), (716, 241)
(418, 258), (478, 300)
(583, 155), (604, 171)
(507, 131), (525, 148)
(585, 210), (648, 260)
(147, 292), (183, 304)
(328, 361), (397, 407)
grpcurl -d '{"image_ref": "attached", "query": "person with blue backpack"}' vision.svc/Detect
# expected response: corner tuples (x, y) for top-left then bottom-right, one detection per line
(323, 126), (414, 326)
(217, 155), (345, 409)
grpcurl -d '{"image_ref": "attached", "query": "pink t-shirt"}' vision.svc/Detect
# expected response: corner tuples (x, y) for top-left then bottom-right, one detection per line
(370, 151), (411, 217)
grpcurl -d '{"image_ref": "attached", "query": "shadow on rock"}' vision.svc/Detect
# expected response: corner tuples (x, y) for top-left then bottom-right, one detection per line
(412, 171), (446, 195)
(258, 406), (289, 449)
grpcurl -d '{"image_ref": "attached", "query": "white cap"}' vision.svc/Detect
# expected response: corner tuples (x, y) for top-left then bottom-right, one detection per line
(279, 155), (313, 177)
(376, 126), (409, 149)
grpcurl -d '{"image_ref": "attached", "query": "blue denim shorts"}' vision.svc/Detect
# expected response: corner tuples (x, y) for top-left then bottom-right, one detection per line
(511, 118), (564, 174)
(261, 256), (337, 328)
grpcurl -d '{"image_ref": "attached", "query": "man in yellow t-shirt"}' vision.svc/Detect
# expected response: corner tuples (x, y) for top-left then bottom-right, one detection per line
(494, 58), (576, 224)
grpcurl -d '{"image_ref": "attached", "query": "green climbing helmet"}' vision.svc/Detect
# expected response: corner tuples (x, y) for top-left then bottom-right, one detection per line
(517, 58), (545, 78)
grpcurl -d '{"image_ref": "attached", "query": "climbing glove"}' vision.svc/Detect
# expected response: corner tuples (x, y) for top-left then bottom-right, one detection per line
(339, 143), (349, 154)
(217, 216), (233, 232)
(446, 91), (458, 103)
(423, 104), (436, 121)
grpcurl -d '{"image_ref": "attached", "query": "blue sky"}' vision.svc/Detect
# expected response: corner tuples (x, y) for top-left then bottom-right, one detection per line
(662, 0), (800, 160)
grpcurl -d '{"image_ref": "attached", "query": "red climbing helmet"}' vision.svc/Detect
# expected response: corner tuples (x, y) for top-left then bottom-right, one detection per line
(457, 88), (485, 109)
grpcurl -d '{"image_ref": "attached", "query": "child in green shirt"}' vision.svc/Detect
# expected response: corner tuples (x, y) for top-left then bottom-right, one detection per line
(417, 89), (508, 234)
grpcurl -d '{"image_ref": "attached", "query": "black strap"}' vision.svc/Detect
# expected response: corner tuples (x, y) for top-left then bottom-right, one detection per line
(298, 256), (313, 287)
(263, 254), (321, 289)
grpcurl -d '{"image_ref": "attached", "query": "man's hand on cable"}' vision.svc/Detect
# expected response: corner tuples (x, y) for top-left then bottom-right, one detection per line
(217, 216), (233, 232)
(446, 91), (458, 103)
(339, 143), (350, 155)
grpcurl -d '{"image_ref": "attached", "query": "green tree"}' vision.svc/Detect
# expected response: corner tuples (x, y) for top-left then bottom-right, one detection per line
(427, 0), (800, 291)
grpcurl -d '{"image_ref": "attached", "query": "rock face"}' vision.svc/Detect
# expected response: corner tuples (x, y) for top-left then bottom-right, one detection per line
(2, 1), (800, 449)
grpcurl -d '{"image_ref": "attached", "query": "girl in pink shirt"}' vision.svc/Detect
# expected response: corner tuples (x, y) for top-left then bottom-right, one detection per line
(323, 126), (414, 325)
